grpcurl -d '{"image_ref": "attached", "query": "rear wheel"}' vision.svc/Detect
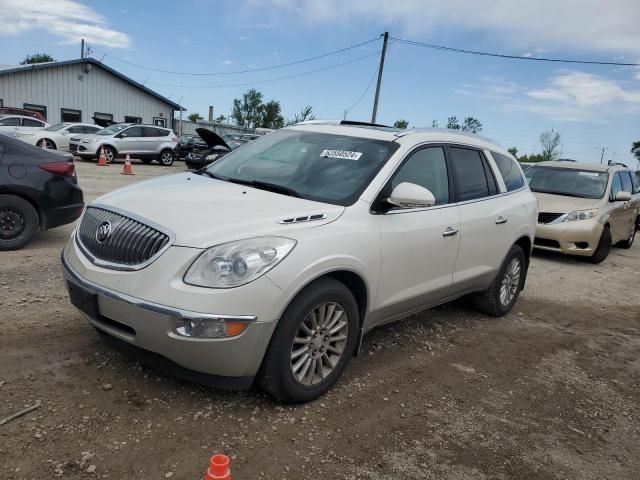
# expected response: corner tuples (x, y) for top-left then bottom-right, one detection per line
(474, 245), (525, 316)
(589, 226), (611, 263)
(158, 150), (176, 166)
(36, 138), (56, 150)
(0, 195), (39, 251)
(259, 278), (359, 403)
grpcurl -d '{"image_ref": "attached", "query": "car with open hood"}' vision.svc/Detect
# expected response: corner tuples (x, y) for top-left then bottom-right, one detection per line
(526, 161), (639, 263)
(184, 128), (233, 169)
(61, 121), (537, 402)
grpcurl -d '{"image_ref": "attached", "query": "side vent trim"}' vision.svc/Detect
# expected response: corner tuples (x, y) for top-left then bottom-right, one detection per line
(277, 213), (328, 224)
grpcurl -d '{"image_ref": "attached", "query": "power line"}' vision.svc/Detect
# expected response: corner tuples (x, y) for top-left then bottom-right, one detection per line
(144, 51), (381, 89)
(344, 60), (380, 119)
(391, 36), (640, 66)
(90, 36), (381, 76)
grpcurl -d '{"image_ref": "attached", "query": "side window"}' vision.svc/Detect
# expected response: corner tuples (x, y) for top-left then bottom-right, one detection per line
(67, 126), (84, 134)
(492, 152), (525, 192)
(141, 127), (159, 137)
(23, 118), (44, 127)
(610, 173), (622, 200)
(620, 172), (633, 193)
(390, 147), (449, 205)
(123, 126), (143, 137)
(86, 126), (101, 134)
(449, 147), (493, 201)
(0, 117), (20, 126)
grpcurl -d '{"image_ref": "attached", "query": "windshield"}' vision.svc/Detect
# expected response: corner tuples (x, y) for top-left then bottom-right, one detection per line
(524, 166), (608, 199)
(206, 129), (399, 206)
(97, 124), (128, 136)
(44, 123), (67, 132)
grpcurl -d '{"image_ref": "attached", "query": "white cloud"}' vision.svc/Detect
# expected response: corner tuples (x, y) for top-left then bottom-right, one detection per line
(0, 0), (130, 49)
(177, 35), (191, 45)
(259, 0), (640, 55)
(222, 60), (234, 65)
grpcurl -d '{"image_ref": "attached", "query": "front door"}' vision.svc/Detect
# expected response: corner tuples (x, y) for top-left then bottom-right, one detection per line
(609, 172), (636, 242)
(118, 126), (145, 154)
(372, 146), (460, 328)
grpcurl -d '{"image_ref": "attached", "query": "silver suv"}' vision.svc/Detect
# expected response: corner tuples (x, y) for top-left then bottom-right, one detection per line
(70, 124), (179, 166)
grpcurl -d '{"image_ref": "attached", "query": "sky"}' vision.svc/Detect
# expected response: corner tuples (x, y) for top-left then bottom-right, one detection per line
(0, 0), (639, 166)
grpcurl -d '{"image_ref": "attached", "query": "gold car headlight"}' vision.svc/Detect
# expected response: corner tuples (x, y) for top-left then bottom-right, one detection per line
(563, 209), (598, 222)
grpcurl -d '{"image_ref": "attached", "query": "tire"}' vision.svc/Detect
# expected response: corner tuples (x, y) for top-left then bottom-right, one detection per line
(158, 150), (176, 166)
(101, 146), (116, 164)
(474, 245), (526, 317)
(36, 138), (57, 150)
(589, 226), (611, 263)
(259, 277), (359, 403)
(0, 195), (39, 251)
(140, 158), (153, 165)
(616, 219), (637, 249)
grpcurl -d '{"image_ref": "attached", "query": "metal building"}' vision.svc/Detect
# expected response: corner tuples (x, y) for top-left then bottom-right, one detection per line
(0, 58), (183, 128)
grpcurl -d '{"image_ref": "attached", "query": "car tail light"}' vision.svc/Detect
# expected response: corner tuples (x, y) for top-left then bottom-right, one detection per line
(39, 161), (76, 178)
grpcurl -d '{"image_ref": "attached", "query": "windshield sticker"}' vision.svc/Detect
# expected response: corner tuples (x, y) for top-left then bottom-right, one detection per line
(320, 149), (363, 161)
(579, 171), (601, 177)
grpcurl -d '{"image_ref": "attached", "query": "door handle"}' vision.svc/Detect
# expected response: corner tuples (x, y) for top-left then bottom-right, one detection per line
(495, 216), (508, 225)
(442, 227), (458, 237)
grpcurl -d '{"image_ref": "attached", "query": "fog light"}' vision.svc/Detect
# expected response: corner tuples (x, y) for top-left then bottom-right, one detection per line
(175, 318), (249, 338)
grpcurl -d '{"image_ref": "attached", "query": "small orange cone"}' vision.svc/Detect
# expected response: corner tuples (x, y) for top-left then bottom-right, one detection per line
(97, 147), (108, 166)
(204, 454), (231, 480)
(121, 154), (134, 175)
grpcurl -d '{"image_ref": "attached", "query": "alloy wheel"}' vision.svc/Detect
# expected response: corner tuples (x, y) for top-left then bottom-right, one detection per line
(499, 257), (521, 306)
(0, 208), (26, 240)
(289, 302), (349, 386)
(161, 152), (174, 165)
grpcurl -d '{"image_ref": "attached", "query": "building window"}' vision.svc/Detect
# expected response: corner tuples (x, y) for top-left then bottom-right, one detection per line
(124, 116), (142, 124)
(61, 108), (81, 122)
(24, 103), (47, 120)
(153, 117), (167, 127)
(93, 112), (113, 127)
(0, 99), (3, 107)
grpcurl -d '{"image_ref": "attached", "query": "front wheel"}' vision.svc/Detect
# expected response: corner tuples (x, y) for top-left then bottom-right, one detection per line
(259, 278), (359, 403)
(101, 146), (116, 164)
(0, 195), (39, 251)
(474, 245), (525, 317)
(36, 138), (56, 150)
(589, 226), (611, 263)
(158, 150), (176, 166)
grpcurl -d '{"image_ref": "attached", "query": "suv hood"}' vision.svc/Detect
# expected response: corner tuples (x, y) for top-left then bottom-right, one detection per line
(93, 173), (344, 248)
(196, 128), (230, 149)
(533, 192), (600, 213)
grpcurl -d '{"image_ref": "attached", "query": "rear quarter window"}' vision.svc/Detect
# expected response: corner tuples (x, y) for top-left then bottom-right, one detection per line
(492, 152), (525, 192)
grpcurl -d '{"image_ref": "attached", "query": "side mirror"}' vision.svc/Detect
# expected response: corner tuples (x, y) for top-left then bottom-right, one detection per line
(614, 191), (632, 202)
(386, 182), (436, 209)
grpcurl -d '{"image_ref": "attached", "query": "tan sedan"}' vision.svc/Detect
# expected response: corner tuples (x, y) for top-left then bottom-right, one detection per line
(525, 161), (639, 263)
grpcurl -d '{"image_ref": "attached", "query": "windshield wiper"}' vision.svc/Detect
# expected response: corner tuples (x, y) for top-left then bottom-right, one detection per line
(198, 169), (221, 179)
(531, 189), (582, 198)
(226, 178), (302, 198)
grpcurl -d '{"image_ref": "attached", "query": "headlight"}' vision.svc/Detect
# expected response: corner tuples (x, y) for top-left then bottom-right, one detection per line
(184, 236), (296, 288)
(563, 209), (598, 222)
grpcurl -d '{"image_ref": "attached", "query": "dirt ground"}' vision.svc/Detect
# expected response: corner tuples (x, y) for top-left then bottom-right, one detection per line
(1, 158), (639, 480)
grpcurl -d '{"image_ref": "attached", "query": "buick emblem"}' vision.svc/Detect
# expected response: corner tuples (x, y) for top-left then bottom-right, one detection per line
(96, 221), (112, 244)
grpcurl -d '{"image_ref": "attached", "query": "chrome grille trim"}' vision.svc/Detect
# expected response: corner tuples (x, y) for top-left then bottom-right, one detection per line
(75, 204), (175, 271)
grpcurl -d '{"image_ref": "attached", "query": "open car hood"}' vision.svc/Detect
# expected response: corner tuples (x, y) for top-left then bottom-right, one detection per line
(195, 128), (231, 150)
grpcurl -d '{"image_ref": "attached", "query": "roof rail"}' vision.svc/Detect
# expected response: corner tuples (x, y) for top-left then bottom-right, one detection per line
(339, 120), (395, 129)
(394, 127), (502, 147)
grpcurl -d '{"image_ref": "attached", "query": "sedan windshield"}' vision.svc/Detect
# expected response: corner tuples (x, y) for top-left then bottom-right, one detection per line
(206, 129), (398, 206)
(525, 166), (608, 199)
(44, 123), (67, 132)
(97, 124), (128, 136)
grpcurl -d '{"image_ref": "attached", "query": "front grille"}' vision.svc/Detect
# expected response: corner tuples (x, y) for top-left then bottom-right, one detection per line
(77, 207), (171, 269)
(534, 237), (561, 249)
(538, 212), (564, 224)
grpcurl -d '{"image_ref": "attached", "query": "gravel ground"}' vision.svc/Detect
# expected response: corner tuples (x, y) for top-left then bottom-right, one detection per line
(1, 158), (639, 479)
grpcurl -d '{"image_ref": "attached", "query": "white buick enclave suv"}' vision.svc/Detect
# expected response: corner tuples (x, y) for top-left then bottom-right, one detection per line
(62, 121), (537, 402)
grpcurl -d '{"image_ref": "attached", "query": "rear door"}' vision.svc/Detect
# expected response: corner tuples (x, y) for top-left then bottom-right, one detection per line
(448, 146), (515, 295)
(141, 126), (164, 155)
(617, 172), (636, 240)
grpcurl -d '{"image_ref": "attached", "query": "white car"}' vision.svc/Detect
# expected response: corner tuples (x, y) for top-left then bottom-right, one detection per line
(0, 114), (49, 133)
(12, 122), (102, 150)
(62, 121), (537, 402)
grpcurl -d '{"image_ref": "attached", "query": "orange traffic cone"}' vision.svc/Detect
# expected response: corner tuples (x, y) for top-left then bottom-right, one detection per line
(97, 147), (108, 166)
(204, 454), (231, 480)
(121, 154), (134, 175)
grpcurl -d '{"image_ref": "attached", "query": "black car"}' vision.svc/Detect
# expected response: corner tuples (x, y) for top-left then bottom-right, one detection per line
(0, 134), (84, 250)
(184, 128), (233, 169)
(177, 134), (208, 158)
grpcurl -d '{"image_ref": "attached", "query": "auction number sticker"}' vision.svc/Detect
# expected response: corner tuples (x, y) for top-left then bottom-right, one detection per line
(320, 149), (363, 160)
(579, 171), (601, 177)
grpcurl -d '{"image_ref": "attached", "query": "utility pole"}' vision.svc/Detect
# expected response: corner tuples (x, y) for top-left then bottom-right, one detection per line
(600, 147), (607, 164)
(81, 39), (85, 59)
(371, 32), (389, 124)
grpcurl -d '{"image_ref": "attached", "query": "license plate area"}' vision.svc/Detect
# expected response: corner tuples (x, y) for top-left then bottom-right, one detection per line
(67, 280), (99, 319)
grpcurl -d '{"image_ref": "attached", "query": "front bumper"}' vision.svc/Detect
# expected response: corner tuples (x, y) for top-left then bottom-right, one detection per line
(61, 245), (281, 386)
(534, 218), (603, 256)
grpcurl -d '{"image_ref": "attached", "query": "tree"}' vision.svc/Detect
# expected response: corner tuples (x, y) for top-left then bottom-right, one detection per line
(215, 115), (226, 123)
(540, 129), (561, 161)
(393, 119), (409, 129)
(446, 116), (460, 130)
(431, 120), (439, 128)
(232, 89), (264, 129)
(261, 100), (284, 129)
(519, 153), (547, 163)
(461, 117), (482, 133)
(631, 141), (640, 162)
(20, 53), (55, 65)
(508, 147), (518, 157)
(188, 113), (203, 122)
(286, 105), (316, 126)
